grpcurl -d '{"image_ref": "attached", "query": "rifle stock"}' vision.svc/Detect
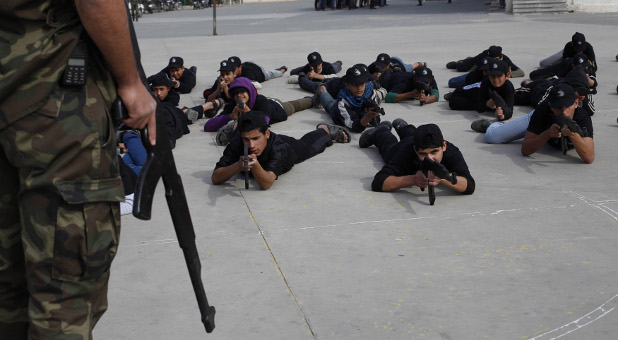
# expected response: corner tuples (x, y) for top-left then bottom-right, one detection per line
(488, 89), (512, 120)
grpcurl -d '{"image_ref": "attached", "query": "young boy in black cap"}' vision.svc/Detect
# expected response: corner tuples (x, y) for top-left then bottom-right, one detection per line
(288, 52), (342, 84)
(540, 32), (597, 71)
(446, 45), (524, 77)
(160, 56), (197, 94)
(384, 66), (439, 104)
(211, 111), (350, 190)
(226, 56), (287, 84)
(447, 59), (515, 121)
(316, 65), (384, 133)
(521, 84), (594, 163)
(359, 119), (475, 195)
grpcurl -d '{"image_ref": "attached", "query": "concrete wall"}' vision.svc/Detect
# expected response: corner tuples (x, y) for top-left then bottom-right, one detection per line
(568, 0), (618, 12)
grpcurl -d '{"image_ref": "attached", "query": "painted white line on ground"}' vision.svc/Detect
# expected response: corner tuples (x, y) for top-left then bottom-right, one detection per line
(530, 294), (618, 340)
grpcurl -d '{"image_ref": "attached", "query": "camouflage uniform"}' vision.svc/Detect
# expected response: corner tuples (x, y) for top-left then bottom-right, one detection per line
(0, 1), (124, 339)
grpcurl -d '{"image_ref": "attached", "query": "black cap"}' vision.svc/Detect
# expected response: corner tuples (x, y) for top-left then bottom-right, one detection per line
(307, 52), (323, 67)
(548, 84), (577, 108)
(572, 32), (586, 52)
(487, 45), (503, 58)
(414, 67), (433, 83)
(488, 60), (509, 76)
(167, 56), (184, 69)
(344, 66), (366, 85)
(237, 111), (269, 133)
(228, 56), (242, 68)
(374, 53), (390, 68)
(571, 53), (590, 68)
(389, 59), (405, 72)
(219, 60), (236, 72)
(479, 57), (496, 71)
(148, 73), (176, 87)
(414, 124), (444, 150)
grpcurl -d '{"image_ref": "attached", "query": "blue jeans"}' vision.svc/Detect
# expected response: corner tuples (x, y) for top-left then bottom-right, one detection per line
(390, 57), (414, 73)
(448, 74), (467, 89)
(320, 91), (338, 114)
(485, 111), (533, 144)
(122, 133), (147, 174)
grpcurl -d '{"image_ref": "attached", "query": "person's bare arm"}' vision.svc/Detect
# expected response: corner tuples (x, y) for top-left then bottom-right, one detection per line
(74, 0), (156, 145)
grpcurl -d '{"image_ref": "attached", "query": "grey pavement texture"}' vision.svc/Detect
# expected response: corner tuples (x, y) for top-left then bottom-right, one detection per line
(95, 1), (618, 339)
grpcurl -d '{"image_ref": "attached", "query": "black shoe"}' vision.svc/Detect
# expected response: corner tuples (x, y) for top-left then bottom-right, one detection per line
(392, 118), (408, 135)
(446, 61), (457, 69)
(189, 66), (197, 74)
(298, 72), (306, 79)
(359, 121), (391, 148)
(471, 119), (492, 133)
(444, 92), (453, 101)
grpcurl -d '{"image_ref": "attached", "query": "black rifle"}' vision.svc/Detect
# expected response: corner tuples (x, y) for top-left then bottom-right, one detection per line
(414, 81), (431, 106)
(113, 3), (215, 333)
(554, 115), (587, 155)
(419, 158), (457, 206)
(488, 89), (512, 120)
(362, 98), (385, 115)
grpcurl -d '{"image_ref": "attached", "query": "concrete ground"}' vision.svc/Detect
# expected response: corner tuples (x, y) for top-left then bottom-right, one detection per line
(95, 1), (618, 339)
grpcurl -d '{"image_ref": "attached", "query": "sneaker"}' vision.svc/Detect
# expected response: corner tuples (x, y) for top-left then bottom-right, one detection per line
(471, 119), (492, 133)
(446, 61), (457, 69)
(359, 121), (391, 148)
(252, 81), (262, 90)
(185, 108), (199, 124)
(392, 118), (409, 135)
(216, 121), (236, 146)
(444, 92), (453, 101)
(287, 75), (299, 84)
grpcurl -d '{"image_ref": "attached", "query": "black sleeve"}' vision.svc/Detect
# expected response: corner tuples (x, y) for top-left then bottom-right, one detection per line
(371, 139), (419, 192)
(321, 62), (336, 75)
(503, 55), (520, 71)
(442, 142), (475, 195)
(584, 44), (597, 71)
(573, 109), (594, 138)
(203, 78), (219, 99)
(497, 80), (515, 120)
(260, 141), (296, 177)
(475, 80), (491, 113)
(163, 90), (180, 107)
(526, 105), (552, 135)
(561, 42), (574, 59)
(176, 68), (196, 94)
(214, 136), (243, 170)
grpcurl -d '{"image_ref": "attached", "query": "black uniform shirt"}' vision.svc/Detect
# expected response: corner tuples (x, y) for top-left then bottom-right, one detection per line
(476, 78), (515, 120)
(215, 131), (295, 178)
(371, 140), (475, 194)
(527, 102), (594, 146)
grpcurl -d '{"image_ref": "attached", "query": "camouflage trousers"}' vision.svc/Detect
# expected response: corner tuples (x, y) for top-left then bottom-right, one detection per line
(0, 76), (124, 339)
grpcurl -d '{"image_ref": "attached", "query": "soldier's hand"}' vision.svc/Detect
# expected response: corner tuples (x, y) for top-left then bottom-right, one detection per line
(427, 172), (441, 187)
(419, 92), (427, 103)
(413, 171), (428, 189)
(495, 107), (504, 120)
(119, 83), (157, 146)
(546, 123), (562, 138)
(306, 71), (315, 80)
(246, 154), (259, 170)
(560, 126), (575, 139)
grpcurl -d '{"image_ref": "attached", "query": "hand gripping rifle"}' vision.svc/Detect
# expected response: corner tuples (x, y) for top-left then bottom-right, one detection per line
(488, 89), (512, 120)
(113, 3), (215, 333)
(362, 98), (386, 115)
(414, 81), (431, 107)
(554, 115), (587, 155)
(419, 158), (457, 206)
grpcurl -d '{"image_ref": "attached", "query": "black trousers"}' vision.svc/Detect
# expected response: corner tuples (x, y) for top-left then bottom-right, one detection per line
(373, 125), (416, 164)
(280, 129), (333, 164)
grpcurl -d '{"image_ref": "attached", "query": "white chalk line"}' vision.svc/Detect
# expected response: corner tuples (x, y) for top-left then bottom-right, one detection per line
(120, 238), (179, 248)
(530, 294), (618, 340)
(565, 190), (618, 221)
(273, 200), (611, 232)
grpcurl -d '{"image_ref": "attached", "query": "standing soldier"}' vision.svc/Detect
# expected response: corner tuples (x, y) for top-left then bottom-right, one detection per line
(0, 0), (156, 339)
(131, 0), (140, 22)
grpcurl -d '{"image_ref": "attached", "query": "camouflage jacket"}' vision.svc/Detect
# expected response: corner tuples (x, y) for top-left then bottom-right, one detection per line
(0, 0), (117, 129)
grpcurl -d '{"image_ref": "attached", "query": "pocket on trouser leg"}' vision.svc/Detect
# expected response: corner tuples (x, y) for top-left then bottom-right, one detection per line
(52, 179), (122, 282)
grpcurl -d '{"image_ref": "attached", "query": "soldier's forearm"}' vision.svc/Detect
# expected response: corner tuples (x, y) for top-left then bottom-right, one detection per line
(74, 0), (141, 89)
